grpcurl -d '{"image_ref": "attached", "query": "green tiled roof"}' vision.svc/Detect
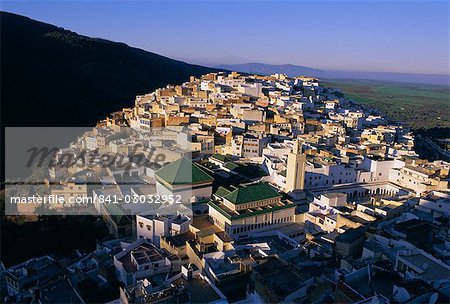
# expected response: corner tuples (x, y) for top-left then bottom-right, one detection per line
(208, 200), (232, 220)
(191, 198), (210, 206)
(155, 157), (213, 185)
(211, 153), (233, 163)
(104, 203), (131, 226)
(223, 183), (281, 205)
(208, 200), (294, 220)
(215, 186), (231, 197)
(224, 162), (239, 171)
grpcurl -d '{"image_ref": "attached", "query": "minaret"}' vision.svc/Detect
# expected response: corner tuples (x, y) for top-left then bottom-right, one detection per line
(285, 140), (306, 193)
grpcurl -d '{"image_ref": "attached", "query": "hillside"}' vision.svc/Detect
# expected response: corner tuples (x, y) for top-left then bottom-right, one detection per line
(0, 12), (217, 127)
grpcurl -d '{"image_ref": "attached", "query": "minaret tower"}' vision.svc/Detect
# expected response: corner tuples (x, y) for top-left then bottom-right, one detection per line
(285, 140), (306, 193)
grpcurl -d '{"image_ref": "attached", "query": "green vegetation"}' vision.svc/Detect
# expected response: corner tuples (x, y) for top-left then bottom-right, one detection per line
(322, 79), (450, 133)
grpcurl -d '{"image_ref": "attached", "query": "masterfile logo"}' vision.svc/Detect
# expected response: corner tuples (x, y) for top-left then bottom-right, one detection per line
(4, 127), (195, 217)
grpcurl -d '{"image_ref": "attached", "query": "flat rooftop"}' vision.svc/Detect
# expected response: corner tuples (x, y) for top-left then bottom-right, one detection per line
(191, 214), (222, 233)
(173, 277), (222, 303)
(253, 257), (311, 301)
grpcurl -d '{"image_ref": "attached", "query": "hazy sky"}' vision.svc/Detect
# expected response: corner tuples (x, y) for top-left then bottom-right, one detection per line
(2, 1), (449, 74)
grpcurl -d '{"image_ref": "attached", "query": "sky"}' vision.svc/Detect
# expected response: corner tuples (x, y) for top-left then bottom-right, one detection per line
(1, 0), (449, 75)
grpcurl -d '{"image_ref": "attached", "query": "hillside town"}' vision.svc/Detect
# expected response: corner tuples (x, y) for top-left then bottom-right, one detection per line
(3, 72), (450, 304)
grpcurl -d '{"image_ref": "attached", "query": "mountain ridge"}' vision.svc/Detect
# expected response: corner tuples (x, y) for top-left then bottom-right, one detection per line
(216, 63), (450, 86)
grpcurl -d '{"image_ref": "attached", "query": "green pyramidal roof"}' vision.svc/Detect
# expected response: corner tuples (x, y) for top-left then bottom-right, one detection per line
(155, 157), (213, 185)
(222, 183), (281, 205)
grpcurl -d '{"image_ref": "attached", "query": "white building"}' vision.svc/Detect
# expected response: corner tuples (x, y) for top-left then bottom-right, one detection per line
(208, 183), (296, 237)
(136, 212), (192, 246)
(414, 191), (450, 217)
(113, 238), (171, 287)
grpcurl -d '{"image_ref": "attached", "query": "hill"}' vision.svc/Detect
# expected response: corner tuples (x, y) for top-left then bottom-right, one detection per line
(0, 12), (217, 127)
(216, 63), (450, 86)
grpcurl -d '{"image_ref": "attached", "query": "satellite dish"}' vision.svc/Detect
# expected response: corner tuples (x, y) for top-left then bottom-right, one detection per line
(370, 296), (380, 304)
(428, 292), (439, 304)
(393, 284), (411, 302)
(143, 278), (150, 287)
